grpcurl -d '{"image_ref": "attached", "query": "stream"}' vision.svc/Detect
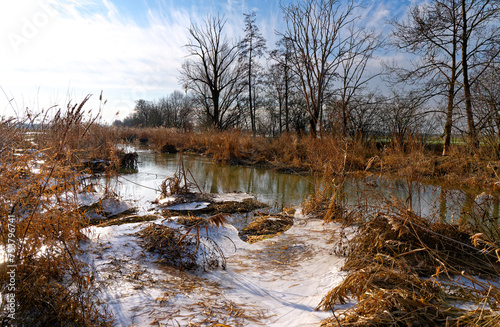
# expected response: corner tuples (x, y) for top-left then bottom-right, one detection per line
(102, 149), (499, 229)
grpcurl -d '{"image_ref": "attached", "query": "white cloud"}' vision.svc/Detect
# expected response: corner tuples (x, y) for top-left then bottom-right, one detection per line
(2, 0), (388, 122)
(0, 0), (192, 122)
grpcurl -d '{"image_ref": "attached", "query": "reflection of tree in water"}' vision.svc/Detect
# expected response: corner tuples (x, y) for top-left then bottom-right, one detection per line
(145, 152), (500, 227)
(460, 192), (475, 225)
(439, 188), (447, 222)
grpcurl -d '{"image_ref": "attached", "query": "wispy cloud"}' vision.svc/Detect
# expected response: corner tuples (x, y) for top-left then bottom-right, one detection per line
(0, 0), (286, 122)
(0, 0), (407, 122)
(0, 0), (194, 121)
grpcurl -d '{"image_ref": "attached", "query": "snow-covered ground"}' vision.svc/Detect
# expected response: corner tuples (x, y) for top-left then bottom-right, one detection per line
(82, 210), (346, 326)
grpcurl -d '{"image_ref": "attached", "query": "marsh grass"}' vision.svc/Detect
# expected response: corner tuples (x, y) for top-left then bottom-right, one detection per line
(137, 214), (228, 271)
(0, 97), (116, 326)
(160, 151), (202, 197)
(310, 138), (500, 326)
(318, 197), (500, 326)
(117, 127), (500, 190)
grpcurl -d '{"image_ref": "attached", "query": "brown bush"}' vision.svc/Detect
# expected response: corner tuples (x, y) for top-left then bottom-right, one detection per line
(0, 98), (114, 326)
(317, 199), (500, 326)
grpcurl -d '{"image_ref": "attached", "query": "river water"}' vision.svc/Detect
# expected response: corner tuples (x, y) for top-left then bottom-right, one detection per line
(105, 149), (499, 231)
(106, 149), (313, 209)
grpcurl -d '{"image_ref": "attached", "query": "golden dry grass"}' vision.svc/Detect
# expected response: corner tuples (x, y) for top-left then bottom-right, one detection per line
(115, 127), (500, 191)
(317, 198), (500, 326)
(0, 98), (115, 325)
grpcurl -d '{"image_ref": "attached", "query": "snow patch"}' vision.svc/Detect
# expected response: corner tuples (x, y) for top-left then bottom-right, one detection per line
(212, 192), (255, 203)
(164, 201), (210, 211)
(81, 216), (346, 326)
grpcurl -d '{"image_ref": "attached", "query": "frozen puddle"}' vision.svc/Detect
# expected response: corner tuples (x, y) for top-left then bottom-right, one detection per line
(82, 213), (345, 326)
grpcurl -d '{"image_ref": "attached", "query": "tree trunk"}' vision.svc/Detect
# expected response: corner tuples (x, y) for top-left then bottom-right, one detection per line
(443, 30), (457, 156)
(462, 0), (478, 150)
(309, 116), (317, 138)
(442, 88), (455, 155)
(278, 98), (283, 133)
(342, 97), (348, 137)
(248, 46), (255, 135)
(284, 62), (289, 133)
(213, 90), (220, 130)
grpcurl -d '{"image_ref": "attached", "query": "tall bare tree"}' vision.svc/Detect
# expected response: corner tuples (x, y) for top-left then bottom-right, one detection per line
(459, 0), (500, 149)
(179, 15), (244, 130)
(390, 0), (500, 153)
(337, 26), (382, 137)
(239, 11), (267, 134)
(473, 62), (500, 156)
(390, 0), (461, 155)
(280, 0), (356, 137)
(269, 37), (294, 133)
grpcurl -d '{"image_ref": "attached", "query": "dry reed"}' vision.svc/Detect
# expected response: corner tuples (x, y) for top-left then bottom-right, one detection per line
(115, 127), (500, 190)
(0, 97), (115, 325)
(137, 216), (228, 272)
(318, 198), (500, 326)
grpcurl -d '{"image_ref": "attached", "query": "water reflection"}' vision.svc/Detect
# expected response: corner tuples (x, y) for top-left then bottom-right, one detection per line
(107, 150), (314, 211)
(105, 150), (499, 233)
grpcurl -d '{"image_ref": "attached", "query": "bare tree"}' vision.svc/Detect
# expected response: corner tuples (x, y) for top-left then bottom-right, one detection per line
(179, 15), (244, 130)
(390, 0), (500, 153)
(264, 63), (287, 135)
(473, 62), (500, 156)
(239, 11), (267, 134)
(383, 91), (429, 145)
(348, 93), (387, 140)
(134, 99), (163, 127)
(280, 0), (357, 137)
(118, 91), (193, 129)
(167, 91), (193, 130)
(390, 0), (461, 155)
(459, 0), (500, 149)
(337, 26), (382, 137)
(269, 37), (294, 133)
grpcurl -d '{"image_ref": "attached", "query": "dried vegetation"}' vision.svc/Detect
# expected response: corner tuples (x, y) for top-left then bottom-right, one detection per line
(137, 214), (228, 271)
(117, 127), (500, 190)
(239, 213), (294, 243)
(0, 97), (117, 326)
(317, 196), (500, 326)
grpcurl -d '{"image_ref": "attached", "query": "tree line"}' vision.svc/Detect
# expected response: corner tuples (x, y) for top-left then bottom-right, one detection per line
(115, 0), (500, 153)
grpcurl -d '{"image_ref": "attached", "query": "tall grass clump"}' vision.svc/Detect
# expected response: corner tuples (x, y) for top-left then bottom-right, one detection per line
(0, 97), (114, 326)
(302, 137), (371, 223)
(318, 195), (500, 326)
(137, 213), (228, 272)
(37, 95), (120, 171)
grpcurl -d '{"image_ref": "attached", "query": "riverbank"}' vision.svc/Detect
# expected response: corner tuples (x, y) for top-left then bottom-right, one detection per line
(116, 127), (500, 192)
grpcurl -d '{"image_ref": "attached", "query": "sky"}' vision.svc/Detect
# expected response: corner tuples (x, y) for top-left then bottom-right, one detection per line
(0, 0), (411, 123)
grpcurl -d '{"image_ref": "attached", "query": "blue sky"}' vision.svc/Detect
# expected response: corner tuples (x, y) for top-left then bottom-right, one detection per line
(0, 0), (411, 123)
